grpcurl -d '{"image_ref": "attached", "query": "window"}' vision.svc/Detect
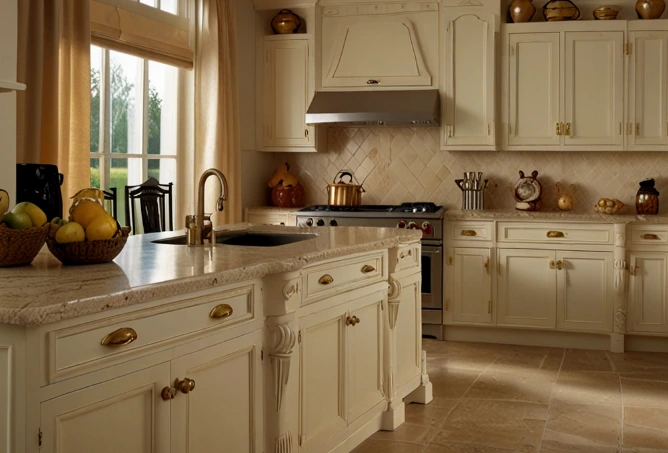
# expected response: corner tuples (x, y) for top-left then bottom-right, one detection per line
(90, 45), (179, 228)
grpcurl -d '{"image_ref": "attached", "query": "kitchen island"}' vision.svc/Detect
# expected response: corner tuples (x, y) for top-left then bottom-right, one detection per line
(0, 224), (430, 453)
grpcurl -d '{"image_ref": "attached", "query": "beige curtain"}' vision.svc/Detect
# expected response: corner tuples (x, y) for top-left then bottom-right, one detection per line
(194, 0), (242, 225)
(16, 0), (91, 204)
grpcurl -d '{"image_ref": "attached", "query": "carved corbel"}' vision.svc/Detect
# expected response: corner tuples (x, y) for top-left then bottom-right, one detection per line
(269, 323), (297, 412)
(387, 276), (402, 329)
(282, 278), (299, 302)
(615, 308), (627, 334)
(614, 259), (628, 294)
(275, 431), (293, 453)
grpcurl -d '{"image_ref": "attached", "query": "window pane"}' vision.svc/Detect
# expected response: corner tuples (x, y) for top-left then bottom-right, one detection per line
(110, 51), (142, 155)
(90, 46), (103, 155)
(111, 157), (143, 228)
(148, 60), (178, 156)
(160, 0), (177, 14)
(139, 0), (156, 6)
(90, 158), (100, 188)
(147, 159), (176, 186)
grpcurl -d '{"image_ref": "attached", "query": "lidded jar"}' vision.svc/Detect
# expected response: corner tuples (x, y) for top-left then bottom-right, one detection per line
(636, 178), (660, 215)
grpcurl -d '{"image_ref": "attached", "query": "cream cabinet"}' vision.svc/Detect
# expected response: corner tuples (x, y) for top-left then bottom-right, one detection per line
(442, 9), (497, 149)
(628, 29), (668, 149)
(628, 252), (668, 333)
(452, 247), (493, 325)
(245, 207), (296, 226)
(259, 35), (316, 152)
(393, 272), (422, 392)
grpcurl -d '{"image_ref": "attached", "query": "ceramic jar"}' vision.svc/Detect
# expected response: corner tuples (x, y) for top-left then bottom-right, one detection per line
(636, 178), (660, 215)
(509, 0), (536, 23)
(543, 0), (581, 21)
(271, 9), (301, 34)
(636, 0), (666, 19)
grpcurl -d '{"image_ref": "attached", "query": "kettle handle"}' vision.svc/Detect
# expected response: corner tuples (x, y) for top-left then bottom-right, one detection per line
(334, 171), (357, 185)
(58, 173), (64, 186)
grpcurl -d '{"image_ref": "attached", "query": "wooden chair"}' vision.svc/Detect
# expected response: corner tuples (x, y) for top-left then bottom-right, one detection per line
(103, 188), (118, 220)
(124, 178), (174, 234)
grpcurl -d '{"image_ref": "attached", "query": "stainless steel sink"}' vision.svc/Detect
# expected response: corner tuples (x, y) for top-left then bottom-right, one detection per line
(153, 231), (318, 247)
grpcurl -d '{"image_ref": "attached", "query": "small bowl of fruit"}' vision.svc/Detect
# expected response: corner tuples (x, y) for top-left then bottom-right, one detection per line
(46, 189), (131, 265)
(594, 198), (624, 215)
(0, 190), (51, 267)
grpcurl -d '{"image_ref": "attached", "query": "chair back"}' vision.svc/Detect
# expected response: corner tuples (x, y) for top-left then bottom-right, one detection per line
(125, 178), (174, 234)
(103, 188), (118, 220)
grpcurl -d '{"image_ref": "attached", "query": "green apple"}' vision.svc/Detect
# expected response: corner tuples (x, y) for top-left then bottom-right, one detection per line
(13, 201), (47, 227)
(2, 212), (33, 230)
(0, 189), (8, 217)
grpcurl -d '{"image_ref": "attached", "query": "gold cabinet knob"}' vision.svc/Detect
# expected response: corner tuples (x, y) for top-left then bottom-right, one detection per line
(484, 257), (490, 269)
(177, 377), (196, 394)
(318, 274), (334, 285)
(565, 123), (572, 136)
(345, 316), (353, 326)
(549, 260), (555, 270)
(361, 264), (376, 274)
(556, 260), (563, 270)
(353, 316), (360, 325)
(101, 327), (138, 347)
(556, 122), (562, 136)
(209, 304), (233, 319)
(161, 386), (177, 401)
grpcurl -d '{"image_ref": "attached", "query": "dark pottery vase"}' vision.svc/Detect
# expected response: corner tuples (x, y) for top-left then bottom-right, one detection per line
(636, 178), (660, 215)
(510, 0), (536, 23)
(636, 0), (666, 19)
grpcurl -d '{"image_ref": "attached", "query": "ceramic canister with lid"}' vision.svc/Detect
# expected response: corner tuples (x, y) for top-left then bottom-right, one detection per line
(636, 178), (660, 215)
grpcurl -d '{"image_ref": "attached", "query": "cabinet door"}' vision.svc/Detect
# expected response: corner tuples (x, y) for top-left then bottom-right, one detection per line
(299, 305), (348, 452)
(629, 31), (668, 148)
(170, 331), (263, 453)
(452, 247), (492, 324)
(40, 363), (170, 453)
(556, 251), (613, 332)
(629, 252), (668, 333)
(443, 11), (496, 147)
(507, 33), (561, 147)
(564, 32), (624, 147)
(263, 38), (313, 149)
(497, 249), (556, 328)
(347, 292), (385, 423)
(394, 272), (421, 391)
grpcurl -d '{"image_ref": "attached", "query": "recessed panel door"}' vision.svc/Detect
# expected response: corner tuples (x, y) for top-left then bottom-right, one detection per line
(629, 252), (668, 333)
(452, 247), (493, 324)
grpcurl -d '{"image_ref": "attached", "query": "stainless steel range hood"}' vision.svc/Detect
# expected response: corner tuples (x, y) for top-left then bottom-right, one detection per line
(306, 89), (439, 127)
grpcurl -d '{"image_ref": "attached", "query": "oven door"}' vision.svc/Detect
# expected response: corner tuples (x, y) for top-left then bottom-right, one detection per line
(421, 244), (443, 324)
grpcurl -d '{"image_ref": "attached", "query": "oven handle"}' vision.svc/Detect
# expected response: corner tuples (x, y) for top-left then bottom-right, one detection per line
(422, 249), (440, 254)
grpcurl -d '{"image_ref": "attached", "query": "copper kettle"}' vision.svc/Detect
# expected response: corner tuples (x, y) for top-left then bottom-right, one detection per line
(327, 171), (365, 206)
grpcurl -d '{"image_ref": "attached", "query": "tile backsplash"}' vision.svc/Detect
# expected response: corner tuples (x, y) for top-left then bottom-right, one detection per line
(273, 127), (668, 214)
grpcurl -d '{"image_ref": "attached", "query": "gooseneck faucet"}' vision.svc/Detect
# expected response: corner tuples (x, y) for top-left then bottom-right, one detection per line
(186, 168), (229, 246)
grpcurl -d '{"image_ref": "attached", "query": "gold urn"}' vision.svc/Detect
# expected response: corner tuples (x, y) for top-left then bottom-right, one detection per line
(271, 9), (301, 34)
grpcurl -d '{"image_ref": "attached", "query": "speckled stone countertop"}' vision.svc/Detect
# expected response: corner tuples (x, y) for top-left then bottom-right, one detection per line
(0, 224), (421, 327)
(444, 209), (668, 224)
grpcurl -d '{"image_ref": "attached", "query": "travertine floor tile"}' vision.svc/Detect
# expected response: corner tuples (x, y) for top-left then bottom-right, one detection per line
(429, 367), (483, 399)
(539, 439), (621, 452)
(426, 341), (502, 371)
(619, 370), (668, 383)
(543, 402), (621, 448)
(464, 368), (556, 404)
(608, 351), (668, 373)
(352, 439), (425, 453)
(492, 346), (564, 372)
(372, 422), (437, 444)
(426, 442), (519, 452)
(623, 406), (668, 450)
(553, 371), (621, 406)
(561, 349), (614, 372)
(405, 400), (458, 427)
(621, 378), (668, 408)
(434, 400), (548, 452)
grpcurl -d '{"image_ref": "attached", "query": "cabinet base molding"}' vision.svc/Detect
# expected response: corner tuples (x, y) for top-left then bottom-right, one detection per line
(625, 335), (668, 353)
(381, 401), (406, 431)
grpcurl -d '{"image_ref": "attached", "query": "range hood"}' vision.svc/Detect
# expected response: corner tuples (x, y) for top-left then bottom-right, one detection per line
(305, 89), (439, 127)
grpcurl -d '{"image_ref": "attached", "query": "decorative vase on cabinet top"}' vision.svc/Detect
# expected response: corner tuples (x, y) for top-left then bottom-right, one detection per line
(509, 0), (536, 23)
(543, 0), (581, 21)
(271, 9), (301, 34)
(636, 0), (666, 19)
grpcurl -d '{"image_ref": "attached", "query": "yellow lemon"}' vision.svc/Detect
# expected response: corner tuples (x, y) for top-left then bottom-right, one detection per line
(71, 200), (106, 229)
(86, 214), (118, 241)
(55, 222), (85, 243)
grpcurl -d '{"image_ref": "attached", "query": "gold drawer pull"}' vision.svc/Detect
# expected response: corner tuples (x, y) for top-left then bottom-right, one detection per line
(361, 264), (376, 274)
(642, 234), (661, 240)
(549, 260), (555, 270)
(209, 304), (234, 319)
(556, 260), (563, 270)
(161, 386), (177, 401)
(176, 377), (196, 394)
(346, 315), (360, 326)
(461, 230), (477, 237)
(547, 231), (565, 238)
(318, 274), (334, 285)
(101, 327), (137, 347)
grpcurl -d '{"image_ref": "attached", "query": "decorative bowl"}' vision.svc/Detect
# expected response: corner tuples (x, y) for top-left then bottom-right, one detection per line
(594, 5), (621, 19)
(0, 223), (50, 267)
(46, 224), (131, 265)
(594, 199), (624, 215)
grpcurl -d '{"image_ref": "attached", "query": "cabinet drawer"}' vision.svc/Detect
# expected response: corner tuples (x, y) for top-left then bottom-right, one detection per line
(449, 222), (494, 242)
(391, 244), (421, 273)
(302, 252), (386, 305)
(629, 226), (668, 245)
(46, 285), (256, 383)
(247, 213), (289, 226)
(497, 222), (613, 244)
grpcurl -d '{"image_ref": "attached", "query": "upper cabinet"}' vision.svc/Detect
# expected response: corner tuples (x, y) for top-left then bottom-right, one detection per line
(441, 7), (498, 150)
(320, 2), (438, 89)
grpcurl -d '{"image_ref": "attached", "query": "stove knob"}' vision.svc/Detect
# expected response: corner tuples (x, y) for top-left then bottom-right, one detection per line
(397, 221), (407, 229)
(421, 221), (434, 236)
(317, 219), (325, 227)
(330, 219), (338, 226)
(407, 222), (418, 229)
(305, 218), (314, 227)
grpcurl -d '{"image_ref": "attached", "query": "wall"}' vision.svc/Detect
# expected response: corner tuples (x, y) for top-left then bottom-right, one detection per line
(273, 126), (668, 214)
(0, 0), (18, 204)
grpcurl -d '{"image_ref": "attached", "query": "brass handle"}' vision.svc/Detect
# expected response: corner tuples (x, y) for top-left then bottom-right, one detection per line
(565, 123), (572, 136)
(488, 300), (492, 314)
(161, 386), (177, 401)
(549, 260), (555, 270)
(361, 264), (376, 274)
(642, 234), (661, 240)
(399, 249), (412, 259)
(484, 257), (490, 270)
(209, 304), (233, 319)
(177, 378), (196, 394)
(546, 231), (565, 238)
(556, 122), (561, 136)
(556, 260), (563, 270)
(353, 315), (360, 325)
(101, 327), (138, 347)
(346, 316), (353, 326)
(318, 274), (334, 285)
(461, 230), (477, 237)
(366, 79), (380, 84)
(637, 123), (640, 136)
(305, 128), (309, 138)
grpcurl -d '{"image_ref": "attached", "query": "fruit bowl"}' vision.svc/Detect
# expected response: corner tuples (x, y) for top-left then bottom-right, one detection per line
(594, 198), (624, 215)
(46, 224), (131, 265)
(0, 223), (50, 267)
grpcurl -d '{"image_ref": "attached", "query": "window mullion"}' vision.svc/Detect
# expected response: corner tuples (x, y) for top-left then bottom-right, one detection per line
(101, 48), (112, 190)
(142, 59), (150, 180)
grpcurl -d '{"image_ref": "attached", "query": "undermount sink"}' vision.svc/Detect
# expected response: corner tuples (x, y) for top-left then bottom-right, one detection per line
(152, 231), (318, 247)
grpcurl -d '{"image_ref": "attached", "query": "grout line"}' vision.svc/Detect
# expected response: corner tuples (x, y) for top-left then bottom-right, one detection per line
(537, 348), (567, 453)
(619, 373), (625, 449)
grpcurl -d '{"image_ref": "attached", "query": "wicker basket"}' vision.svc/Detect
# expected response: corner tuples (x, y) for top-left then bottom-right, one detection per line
(0, 223), (50, 267)
(46, 225), (131, 265)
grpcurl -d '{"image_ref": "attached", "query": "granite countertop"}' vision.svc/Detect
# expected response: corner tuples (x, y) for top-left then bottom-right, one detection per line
(0, 224), (421, 327)
(444, 209), (668, 224)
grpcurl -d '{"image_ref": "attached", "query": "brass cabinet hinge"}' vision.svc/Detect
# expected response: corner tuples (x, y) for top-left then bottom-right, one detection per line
(381, 300), (384, 311)
(445, 299), (450, 312)
(509, 45), (515, 57)
(625, 43), (632, 55)
(261, 349), (264, 361)
(298, 330), (302, 344)
(488, 300), (492, 314)
(447, 256), (453, 265)
(39, 429), (42, 447)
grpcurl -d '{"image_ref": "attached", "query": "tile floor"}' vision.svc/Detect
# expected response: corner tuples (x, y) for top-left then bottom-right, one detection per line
(353, 340), (668, 453)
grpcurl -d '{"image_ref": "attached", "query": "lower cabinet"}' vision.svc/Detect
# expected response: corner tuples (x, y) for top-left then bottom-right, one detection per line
(394, 272), (421, 391)
(298, 291), (384, 452)
(628, 252), (668, 333)
(452, 247), (492, 324)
